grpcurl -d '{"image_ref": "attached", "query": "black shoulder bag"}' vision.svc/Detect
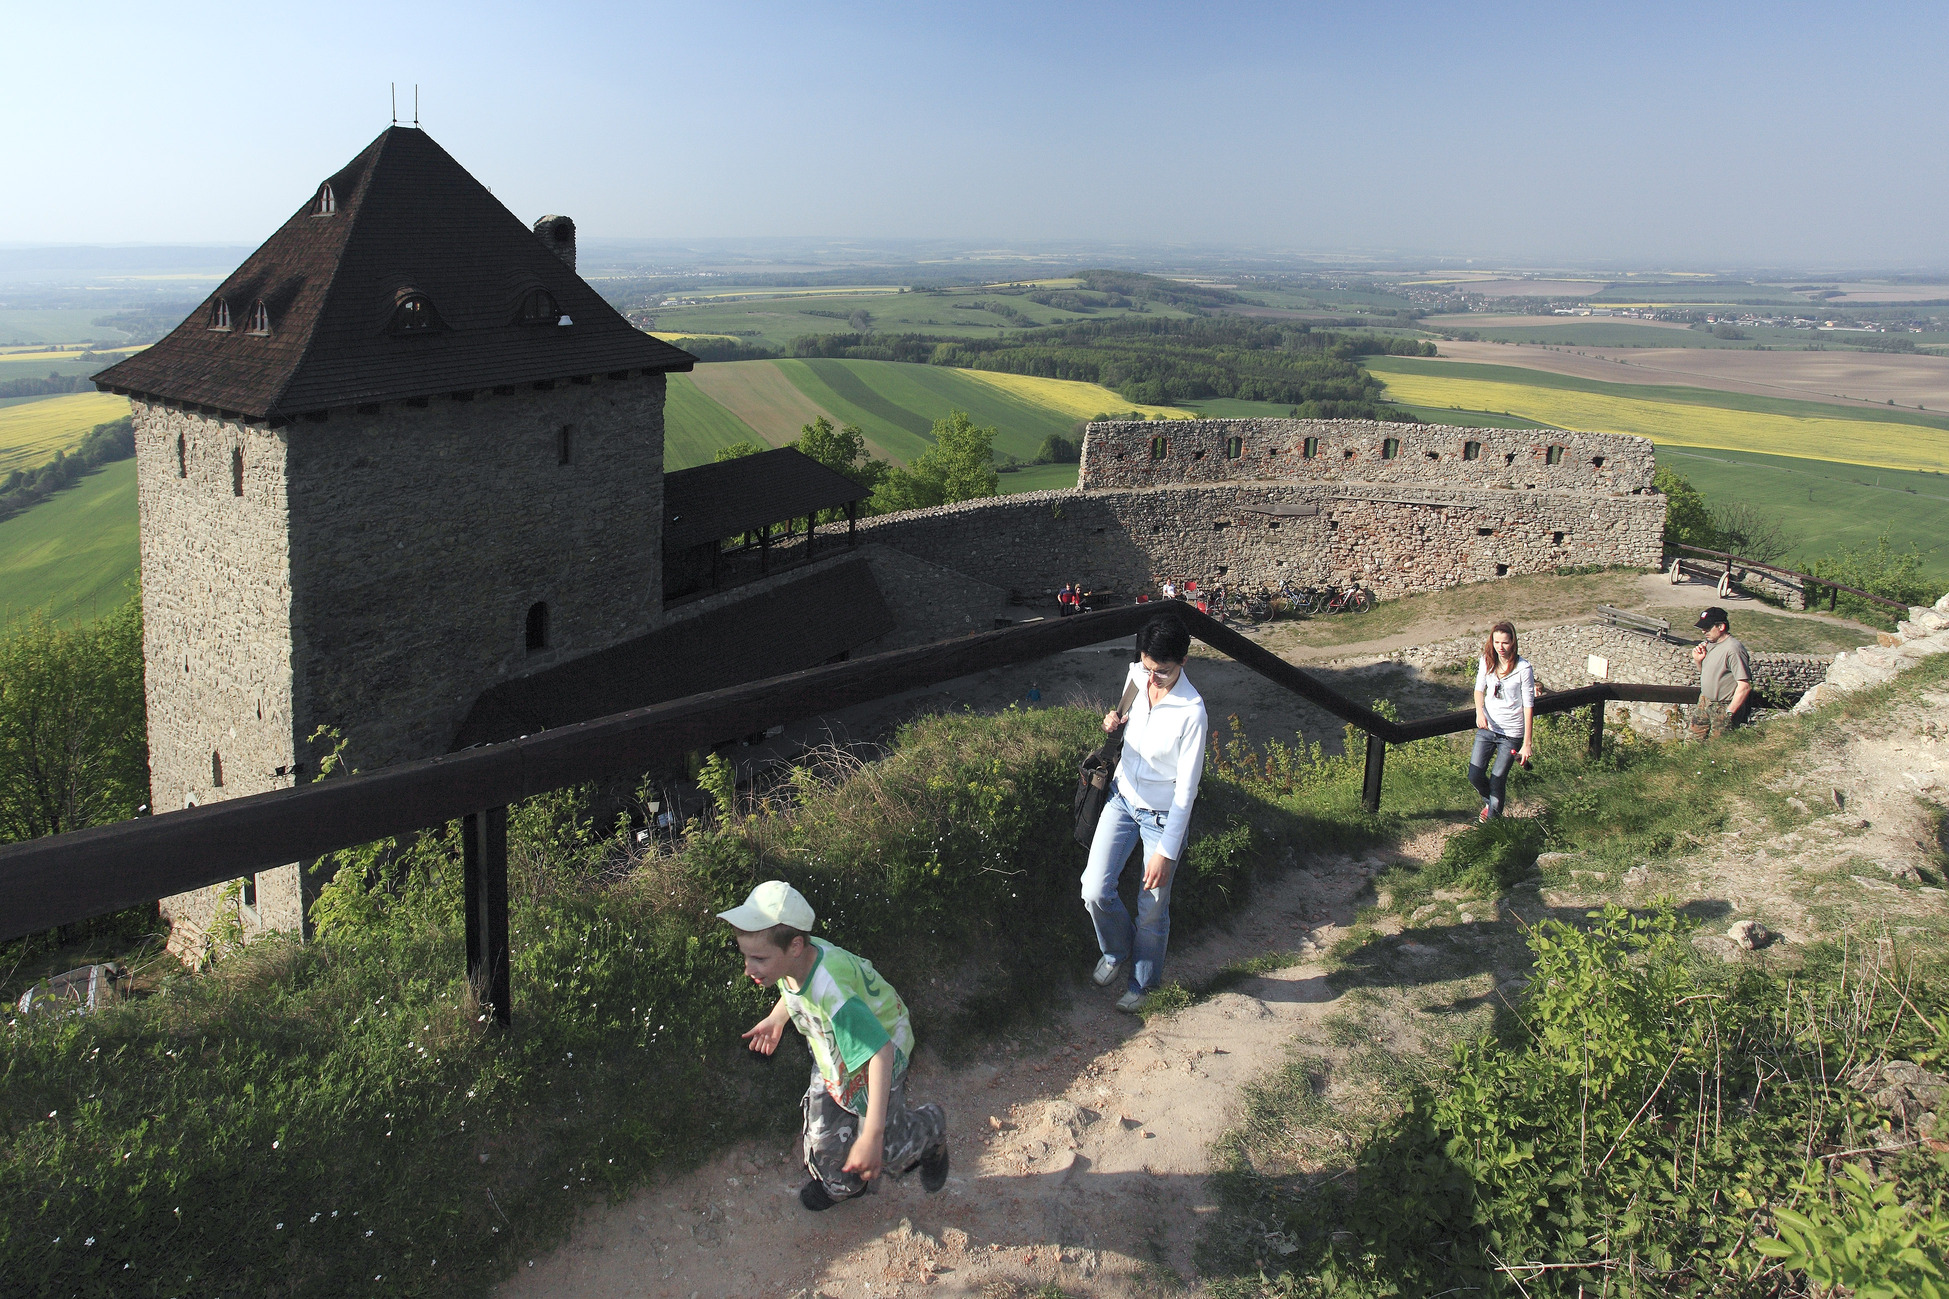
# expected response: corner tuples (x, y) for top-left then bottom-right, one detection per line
(1073, 678), (1141, 848)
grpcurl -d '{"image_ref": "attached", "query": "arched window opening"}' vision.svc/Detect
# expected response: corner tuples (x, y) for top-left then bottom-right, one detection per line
(389, 294), (442, 335)
(1462, 441), (1481, 461)
(1148, 436), (1168, 461)
(1224, 436), (1243, 460)
(1301, 437), (1319, 459)
(519, 288), (562, 325)
(176, 432), (187, 478)
(247, 301), (271, 336)
(557, 425), (573, 465)
(231, 446), (244, 496)
(525, 601), (549, 652)
(315, 183), (336, 215)
(1545, 444), (1566, 466)
(209, 299), (232, 331)
(1381, 437), (1400, 460)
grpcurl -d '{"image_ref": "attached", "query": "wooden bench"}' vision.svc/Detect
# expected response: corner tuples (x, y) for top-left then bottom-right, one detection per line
(1598, 606), (1672, 638)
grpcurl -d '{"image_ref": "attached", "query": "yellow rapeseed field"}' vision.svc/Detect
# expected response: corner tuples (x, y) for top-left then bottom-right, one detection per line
(953, 369), (1192, 422)
(1374, 369), (1948, 473)
(0, 392), (132, 476)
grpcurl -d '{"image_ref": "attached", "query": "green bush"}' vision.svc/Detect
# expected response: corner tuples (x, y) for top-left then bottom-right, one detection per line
(1421, 816), (1542, 895)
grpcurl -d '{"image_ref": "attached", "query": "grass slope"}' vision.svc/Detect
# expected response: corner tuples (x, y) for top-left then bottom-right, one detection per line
(662, 373), (761, 470)
(1368, 356), (1949, 473)
(0, 458), (139, 630)
(0, 392), (131, 476)
(1441, 321), (1756, 348)
(995, 462), (1078, 493)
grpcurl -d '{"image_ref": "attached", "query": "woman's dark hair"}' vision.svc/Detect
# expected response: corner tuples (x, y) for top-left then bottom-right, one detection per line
(1136, 613), (1191, 664)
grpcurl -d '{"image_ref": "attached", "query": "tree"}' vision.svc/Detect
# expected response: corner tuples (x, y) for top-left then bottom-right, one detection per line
(848, 308), (875, 334)
(1652, 465), (1717, 553)
(1710, 500), (1790, 564)
(712, 440), (767, 462)
(870, 410), (1000, 514)
(1035, 432), (1079, 464)
(791, 416), (887, 497)
(0, 600), (149, 844)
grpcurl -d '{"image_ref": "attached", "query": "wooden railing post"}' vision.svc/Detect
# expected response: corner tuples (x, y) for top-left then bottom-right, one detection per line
(1361, 733), (1386, 813)
(1588, 701), (1606, 759)
(463, 806), (511, 1027)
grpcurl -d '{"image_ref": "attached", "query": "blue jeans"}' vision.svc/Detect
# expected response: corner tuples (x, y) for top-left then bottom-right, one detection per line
(1468, 728), (1518, 814)
(1081, 790), (1175, 994)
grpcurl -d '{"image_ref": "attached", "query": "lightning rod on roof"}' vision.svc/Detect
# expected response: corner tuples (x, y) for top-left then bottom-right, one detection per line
(414, 85), (420, 127)
(391, 83), (397, 125)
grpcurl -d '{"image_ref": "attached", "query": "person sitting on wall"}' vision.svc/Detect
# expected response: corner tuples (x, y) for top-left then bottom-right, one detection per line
(1470, 620), (1535, 823)
(1082, 613), (1210, 1012)
(725, 881), (949, 1212)
(1160, 578), (1177, 601)
(1058, 583), (1075, 616)
(1690, 606), (1753, 739)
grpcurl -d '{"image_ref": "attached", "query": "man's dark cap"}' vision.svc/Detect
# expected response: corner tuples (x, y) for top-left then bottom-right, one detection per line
(1696, 606), (1730, 630)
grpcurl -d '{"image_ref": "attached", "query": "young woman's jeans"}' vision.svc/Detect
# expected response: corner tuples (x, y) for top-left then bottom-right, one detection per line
(1081, 789), (1175, 995)
(1468, 728), (1519, 814)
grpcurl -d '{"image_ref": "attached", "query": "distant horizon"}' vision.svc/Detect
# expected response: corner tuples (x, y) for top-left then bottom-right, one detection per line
(4, 2), (1945, 266)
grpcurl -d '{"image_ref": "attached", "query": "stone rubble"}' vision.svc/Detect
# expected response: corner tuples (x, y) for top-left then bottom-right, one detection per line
(1793, 591), (1949, 714)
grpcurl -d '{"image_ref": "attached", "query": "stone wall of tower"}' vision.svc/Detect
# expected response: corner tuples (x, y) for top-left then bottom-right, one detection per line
(285, 373), (666, 776)
(132, 400), (305, 951)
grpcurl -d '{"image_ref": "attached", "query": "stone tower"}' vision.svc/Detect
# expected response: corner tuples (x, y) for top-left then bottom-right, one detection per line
(93, 127), (695, 953)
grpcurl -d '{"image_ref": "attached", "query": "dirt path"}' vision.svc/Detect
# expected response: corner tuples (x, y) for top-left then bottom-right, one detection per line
(496, 850), (1396, 1299)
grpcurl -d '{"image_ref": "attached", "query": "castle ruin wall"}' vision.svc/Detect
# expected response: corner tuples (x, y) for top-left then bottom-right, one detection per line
(1080, 419), (1656, 494)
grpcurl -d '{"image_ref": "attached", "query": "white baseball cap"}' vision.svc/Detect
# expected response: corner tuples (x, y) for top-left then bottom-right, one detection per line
(717, 880), (816, 933)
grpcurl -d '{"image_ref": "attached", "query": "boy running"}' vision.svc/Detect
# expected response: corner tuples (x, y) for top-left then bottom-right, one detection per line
(721, 881), (949, 1211)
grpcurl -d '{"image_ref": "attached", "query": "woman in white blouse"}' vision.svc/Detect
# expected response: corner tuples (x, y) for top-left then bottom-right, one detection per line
(1471, 620), (1535, 822)
(1081, 614), (1210, 1012)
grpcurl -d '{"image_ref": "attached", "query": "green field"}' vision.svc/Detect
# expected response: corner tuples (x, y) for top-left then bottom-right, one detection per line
(0, 310), (138, 346)
(1439, 322), (1759, 349)
(996, 462), (1078, 493)
(663, 372), (761, 469)
(771, 359), (1085, 463)
(1654, 445), (1949, 584)
(0, 458), (139, 630)
(643, 282), (1198, 351)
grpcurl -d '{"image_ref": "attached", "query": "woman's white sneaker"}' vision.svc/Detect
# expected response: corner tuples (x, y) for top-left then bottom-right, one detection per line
(1091, 955), (1121, 987)
(1115, 990), (1146, 1013)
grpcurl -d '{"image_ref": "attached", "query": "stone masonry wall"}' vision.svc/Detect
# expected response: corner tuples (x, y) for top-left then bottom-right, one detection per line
(287, 374), (666, 775)
(858, 482), (1664, 602)
(138, 373), (666, 952)
(134, 401), (305, 949)
(1079, 419), (1656, 494)
(1517, 622), (1832, 705)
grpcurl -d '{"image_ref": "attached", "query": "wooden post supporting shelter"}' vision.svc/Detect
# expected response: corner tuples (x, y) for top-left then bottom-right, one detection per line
(462, 807), (511, 1026)
(1588, 702), (1606, 759)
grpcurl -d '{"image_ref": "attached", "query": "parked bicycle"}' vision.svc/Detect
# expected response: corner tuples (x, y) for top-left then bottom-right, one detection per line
(1322, 585), (1373, 615)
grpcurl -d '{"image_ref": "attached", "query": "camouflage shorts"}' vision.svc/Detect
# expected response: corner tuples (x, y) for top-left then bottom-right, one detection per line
(1691, 698), (1735, 740)
(801, 1069), (946, 1200)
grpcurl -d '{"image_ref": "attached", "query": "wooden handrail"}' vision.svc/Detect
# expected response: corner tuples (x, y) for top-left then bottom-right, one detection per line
(1674, 544), (1908, 611)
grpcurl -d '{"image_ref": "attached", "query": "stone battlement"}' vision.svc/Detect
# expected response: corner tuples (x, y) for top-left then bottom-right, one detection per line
(1078, 418), (1656, 494)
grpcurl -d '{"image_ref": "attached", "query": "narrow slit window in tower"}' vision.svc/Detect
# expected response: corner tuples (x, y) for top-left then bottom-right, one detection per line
(231, 446), (244, 496)
(1462, 441), (1481, 461)
(1301, 437), (1319, 459)
(526, 602), (549, 652)
(212, 750), (224, 788)
(176, 433), (187, 478)
(558, 425), (573, 465)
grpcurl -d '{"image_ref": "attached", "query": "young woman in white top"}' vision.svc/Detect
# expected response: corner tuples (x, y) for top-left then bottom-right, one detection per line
(1081, 614), (1210, 1012)
(1470, 620), (1535, 822)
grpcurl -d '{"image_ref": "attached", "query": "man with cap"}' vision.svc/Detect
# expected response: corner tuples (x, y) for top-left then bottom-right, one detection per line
(721, 880), (949, 1211)
(1691, 606), (1753, 740)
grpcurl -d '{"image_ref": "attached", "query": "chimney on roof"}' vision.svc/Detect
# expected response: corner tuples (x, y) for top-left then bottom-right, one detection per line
(534, 215), (576, 272)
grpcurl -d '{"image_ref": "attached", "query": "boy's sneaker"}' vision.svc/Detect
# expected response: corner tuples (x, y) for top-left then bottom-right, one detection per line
(1091, 955), (1121, 987)
(1115, 989), (1146, 1014)
(799, 1179), (838, 1212)
(919, 1141), (950, 1193)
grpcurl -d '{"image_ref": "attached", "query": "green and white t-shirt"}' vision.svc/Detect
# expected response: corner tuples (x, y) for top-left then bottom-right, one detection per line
(781, 938), (915, 1113)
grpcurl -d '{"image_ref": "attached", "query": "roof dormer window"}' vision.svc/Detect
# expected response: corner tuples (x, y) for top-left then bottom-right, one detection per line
(209, 299), (232, 331)
(316, 183), (336, 215)
(389, 293), (442, 335)
(517, 288), (562, 326)
(247, 301), (272, 336)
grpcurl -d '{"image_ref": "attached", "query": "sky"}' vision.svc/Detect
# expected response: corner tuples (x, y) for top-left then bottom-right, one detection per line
(4, 0), (1946, 269)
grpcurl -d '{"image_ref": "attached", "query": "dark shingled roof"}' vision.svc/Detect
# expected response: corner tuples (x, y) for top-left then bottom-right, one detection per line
(92, 127), (693, 420)
(450, 556), (894, 750)
(663, 448), (869, 549)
